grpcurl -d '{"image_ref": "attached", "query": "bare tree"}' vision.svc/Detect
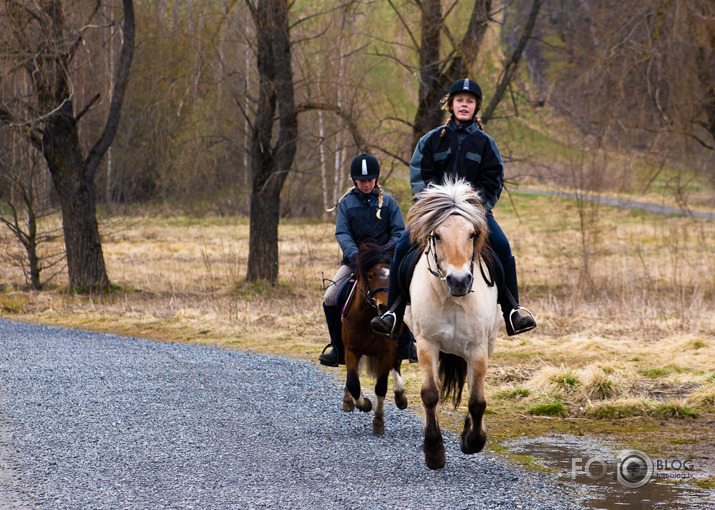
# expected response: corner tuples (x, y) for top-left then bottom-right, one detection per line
(0, 0), (135, 290)
(546, 0), (714, 165)
(0, 131), (64, 290)
(386, 0), (543, 149)
(244, 0), (298, 283)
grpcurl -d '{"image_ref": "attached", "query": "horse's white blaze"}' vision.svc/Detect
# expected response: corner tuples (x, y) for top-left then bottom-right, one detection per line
(434, 216), (474, 280)
(378, 267), (390, 280)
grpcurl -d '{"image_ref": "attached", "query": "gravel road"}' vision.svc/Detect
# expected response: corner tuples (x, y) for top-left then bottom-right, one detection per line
(0, 318), (583, 509)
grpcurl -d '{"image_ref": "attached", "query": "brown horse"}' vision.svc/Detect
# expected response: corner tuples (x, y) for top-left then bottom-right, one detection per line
(341, 241), (408, 434)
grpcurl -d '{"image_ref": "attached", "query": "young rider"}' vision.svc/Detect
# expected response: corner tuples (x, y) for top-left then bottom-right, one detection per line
(371, 78), (536, 338)
(319, 154), (413, 366)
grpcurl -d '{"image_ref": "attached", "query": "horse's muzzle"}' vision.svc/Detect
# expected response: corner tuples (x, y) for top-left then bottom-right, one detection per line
(446, 273), (473, 297)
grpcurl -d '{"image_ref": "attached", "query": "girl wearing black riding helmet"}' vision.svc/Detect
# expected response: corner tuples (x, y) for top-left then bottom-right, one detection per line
(371, 78), (536, 338)
(318, 154), (412, 367)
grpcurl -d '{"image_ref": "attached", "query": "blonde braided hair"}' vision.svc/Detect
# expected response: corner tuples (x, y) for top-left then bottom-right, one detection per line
(326, 182), (384, 219)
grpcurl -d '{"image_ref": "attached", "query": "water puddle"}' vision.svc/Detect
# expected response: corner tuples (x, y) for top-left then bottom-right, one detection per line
(503, 435), (714, 509)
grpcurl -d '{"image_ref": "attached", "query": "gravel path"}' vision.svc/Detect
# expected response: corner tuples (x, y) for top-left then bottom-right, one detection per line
(0, 318), (583, 509)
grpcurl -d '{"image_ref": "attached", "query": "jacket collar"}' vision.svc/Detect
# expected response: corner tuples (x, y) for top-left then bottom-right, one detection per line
(448, 119), (479, 134)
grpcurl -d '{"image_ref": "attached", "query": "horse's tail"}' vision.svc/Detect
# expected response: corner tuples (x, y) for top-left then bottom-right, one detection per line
(366, 355), (381, 380)
(439, 352), (467, 408)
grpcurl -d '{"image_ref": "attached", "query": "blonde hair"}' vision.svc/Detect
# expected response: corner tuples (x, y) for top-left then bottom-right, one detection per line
(439, 93), (484, 137)
(326, 182), (385, 219)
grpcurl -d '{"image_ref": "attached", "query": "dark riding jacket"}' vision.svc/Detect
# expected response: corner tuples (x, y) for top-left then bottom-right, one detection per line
(409, 120), (504, 213)
(335, 188), (405, 266)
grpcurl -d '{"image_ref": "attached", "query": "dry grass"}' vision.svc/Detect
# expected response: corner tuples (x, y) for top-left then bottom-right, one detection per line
(1, 193), (713, 470)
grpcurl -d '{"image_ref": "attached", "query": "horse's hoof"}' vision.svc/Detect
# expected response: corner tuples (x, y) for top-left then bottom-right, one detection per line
(356, 398), (372, 413)
(342, 401), (355, 412)
(424, 450), (446, 470)
(423, 438), (446, 470)
(394, 390), (408, 410)
(372, 422), (385, 435)
(460, 427), (487, 454)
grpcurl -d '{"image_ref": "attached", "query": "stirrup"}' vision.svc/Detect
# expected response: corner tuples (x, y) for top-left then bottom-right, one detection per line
(507, 307), (536, 336)
(318, 344), (339, 367)
(371, 311), (399, 338)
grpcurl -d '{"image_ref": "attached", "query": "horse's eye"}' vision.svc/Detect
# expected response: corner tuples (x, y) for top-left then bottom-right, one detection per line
(470, 232), (478, 240)
(432, 233), (441, 242)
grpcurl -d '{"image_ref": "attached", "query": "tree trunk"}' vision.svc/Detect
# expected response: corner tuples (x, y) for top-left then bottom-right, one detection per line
(24, 0), (135, 291)
(245, 0), (297, 284)
(411, 0), (491, 146)
(43, 103), (110, 290)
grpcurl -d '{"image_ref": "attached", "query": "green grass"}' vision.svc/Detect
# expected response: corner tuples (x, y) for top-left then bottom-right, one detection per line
(694, 476), (715, 489)
(640, 366), (685, 378)
(495, 386), (531, 400)
(587, 403), (642, 419)
(551, 370), (580, 392)
(652, 402), (700, 419)
(528, 401), (567, 417)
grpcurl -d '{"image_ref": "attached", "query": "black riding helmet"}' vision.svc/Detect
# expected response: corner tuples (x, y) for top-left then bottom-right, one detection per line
(448, 78), (483, 100)
(350, 154), (380, 181)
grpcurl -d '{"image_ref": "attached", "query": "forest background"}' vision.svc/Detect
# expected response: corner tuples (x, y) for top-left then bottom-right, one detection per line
(1, 0), (714, 487)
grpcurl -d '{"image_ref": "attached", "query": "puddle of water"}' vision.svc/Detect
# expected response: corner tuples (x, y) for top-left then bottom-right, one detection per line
(504, 435), (714, 509)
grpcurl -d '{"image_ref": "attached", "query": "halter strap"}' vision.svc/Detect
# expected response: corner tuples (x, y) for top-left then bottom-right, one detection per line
(425, 231), (488, 293)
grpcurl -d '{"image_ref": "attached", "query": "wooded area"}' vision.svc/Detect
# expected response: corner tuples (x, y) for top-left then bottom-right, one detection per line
(1, 0), (713, 287)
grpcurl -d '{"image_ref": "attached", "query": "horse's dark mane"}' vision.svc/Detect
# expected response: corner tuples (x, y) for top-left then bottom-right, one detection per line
(352, 241), (395, 277)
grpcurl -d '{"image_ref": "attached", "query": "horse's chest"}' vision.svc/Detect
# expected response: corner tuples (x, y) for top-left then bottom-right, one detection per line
(418, 302), (479, 341)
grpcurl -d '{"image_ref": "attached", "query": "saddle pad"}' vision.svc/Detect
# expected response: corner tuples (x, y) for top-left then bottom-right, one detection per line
(397, 244), (424, 305)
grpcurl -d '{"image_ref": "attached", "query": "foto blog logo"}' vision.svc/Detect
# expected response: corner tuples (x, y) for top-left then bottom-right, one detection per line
(571, 449), (655, 488)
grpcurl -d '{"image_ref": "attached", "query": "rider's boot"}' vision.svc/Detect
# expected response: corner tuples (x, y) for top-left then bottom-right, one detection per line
(319, 303), (344, 366)
(397, 327), (419, 363)
(500, 256), (536, 336)
(370, 295), (405, 339)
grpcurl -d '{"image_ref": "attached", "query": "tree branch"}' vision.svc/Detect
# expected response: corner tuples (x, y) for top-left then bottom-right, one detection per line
(481, 0), (542, 126)
(296, 102), (368, 153)
(85, 0), (135, 181)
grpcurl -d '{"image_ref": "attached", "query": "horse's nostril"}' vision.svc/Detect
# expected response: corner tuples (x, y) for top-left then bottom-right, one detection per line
(377, 303), (388, 315)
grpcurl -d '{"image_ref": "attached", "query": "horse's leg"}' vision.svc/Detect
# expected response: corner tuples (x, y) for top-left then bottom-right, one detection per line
(346, 354), (372, 413)
(343, 349), (358, 412)
(372, 371), (388, 435)
(391, 363), (407, 410)
(419, 341), (445, 470)
(460, 352), (488, 454)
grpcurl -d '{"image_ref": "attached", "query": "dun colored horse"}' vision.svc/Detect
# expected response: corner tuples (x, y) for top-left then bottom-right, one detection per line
(341, 241), (407, 434)
(404, 179), (501, 469)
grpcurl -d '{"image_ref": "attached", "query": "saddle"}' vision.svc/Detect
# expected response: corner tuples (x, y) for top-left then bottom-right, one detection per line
(337, 275), (358, 318)
(396, 243), (504, 305)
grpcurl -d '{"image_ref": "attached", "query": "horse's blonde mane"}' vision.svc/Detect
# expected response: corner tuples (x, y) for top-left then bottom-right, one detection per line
(407, 179), (487, 248)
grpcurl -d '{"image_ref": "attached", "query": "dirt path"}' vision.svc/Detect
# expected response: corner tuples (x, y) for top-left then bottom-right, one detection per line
(514, 189), (715, 219)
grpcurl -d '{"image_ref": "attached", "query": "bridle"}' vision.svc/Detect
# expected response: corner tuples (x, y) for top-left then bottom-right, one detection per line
(424, 227), (493, 293)
(356, 270), (389, 310)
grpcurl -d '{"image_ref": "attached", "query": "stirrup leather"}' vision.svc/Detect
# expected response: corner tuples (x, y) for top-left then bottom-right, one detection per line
(507, 307), (536, 334)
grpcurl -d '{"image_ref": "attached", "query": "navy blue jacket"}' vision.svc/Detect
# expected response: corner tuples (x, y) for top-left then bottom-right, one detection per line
(409, 120), (504, 212)
(335, 188), (405, 265)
